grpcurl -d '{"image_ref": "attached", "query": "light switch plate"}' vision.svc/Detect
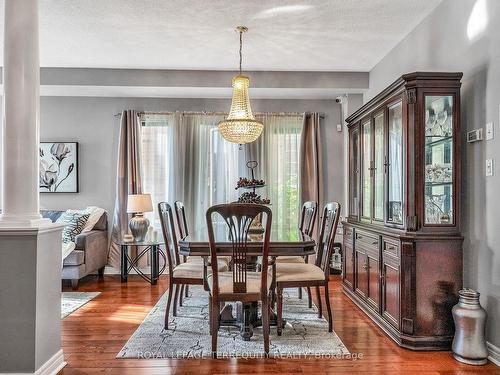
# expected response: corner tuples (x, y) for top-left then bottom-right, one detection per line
(336, 124), (342, 132)
(486, 122), (494, 140)
(486, 158), (494, 176)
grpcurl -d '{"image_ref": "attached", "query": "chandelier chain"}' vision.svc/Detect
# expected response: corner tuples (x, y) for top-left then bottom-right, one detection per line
(239, 29), (243, 75)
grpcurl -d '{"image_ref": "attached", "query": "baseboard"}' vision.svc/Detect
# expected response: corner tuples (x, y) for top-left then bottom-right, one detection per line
(6, 349), (66, 375)
(488, 341), (500, 367)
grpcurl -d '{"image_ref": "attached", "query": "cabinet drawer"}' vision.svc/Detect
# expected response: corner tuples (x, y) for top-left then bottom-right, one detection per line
(355, 230), (379, 252)
(382, 238), (400, 259)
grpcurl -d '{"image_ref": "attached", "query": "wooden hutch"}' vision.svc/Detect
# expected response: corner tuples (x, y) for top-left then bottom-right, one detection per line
(342, 72), (463, 350)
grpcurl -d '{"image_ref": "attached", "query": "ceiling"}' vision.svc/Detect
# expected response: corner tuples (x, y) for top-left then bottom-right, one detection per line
(0, 0), (441, 71)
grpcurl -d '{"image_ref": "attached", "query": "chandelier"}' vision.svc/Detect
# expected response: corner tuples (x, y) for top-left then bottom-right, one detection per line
(218, 26), (263, 145)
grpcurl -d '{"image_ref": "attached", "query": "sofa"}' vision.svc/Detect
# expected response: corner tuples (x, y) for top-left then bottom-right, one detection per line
(41, 210), (109, 289)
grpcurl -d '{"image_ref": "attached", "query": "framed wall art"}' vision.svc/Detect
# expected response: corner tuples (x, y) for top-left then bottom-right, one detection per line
(39, 142), (79, 193)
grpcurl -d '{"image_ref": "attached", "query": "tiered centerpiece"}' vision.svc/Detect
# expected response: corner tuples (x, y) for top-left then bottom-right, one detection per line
(235, 161), (270, 205)
(235, 161), (270, 235)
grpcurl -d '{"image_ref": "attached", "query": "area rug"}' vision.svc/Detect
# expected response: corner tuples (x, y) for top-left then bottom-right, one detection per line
(117, 286), (349, 359)
(61, 292), (100, 319)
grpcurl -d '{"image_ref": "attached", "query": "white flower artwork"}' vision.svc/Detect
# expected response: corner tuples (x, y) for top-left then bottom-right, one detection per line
(39, 142), (79, 193)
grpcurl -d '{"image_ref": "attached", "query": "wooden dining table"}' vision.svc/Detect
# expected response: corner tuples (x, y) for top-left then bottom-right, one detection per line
(178, 228), (315, 340)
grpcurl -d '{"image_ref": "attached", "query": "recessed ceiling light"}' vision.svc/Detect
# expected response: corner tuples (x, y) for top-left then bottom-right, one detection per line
(254, 5), (314, 19)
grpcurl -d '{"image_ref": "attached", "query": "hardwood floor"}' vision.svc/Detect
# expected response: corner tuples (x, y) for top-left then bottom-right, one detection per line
(60, 275), (500, 375)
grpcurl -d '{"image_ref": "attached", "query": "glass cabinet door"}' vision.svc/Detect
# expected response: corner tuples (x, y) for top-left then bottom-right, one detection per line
(349, 127), (360, 218)
(361, 120), (372, 219)
(387, 102), (403, 224)
(373, 113), (385, 221)
(424, 95), (454, 225)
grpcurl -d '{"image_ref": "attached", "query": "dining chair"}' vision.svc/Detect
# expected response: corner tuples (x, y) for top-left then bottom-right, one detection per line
(205, 203), (273, 357)
(275, 200), (318, 302)
(158, 202), (229, 329)
(173, 201), (191, 303)
(174, 201), (231, 305)
(273, 202), (341, 335)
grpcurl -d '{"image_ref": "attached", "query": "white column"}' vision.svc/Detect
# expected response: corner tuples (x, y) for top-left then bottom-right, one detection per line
(0, 2), (65, 373)
(0, 0), (49, 226)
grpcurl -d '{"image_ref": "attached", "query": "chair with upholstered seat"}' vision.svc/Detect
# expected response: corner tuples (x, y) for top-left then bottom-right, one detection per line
(275, 200), (318, 302)
(205, 203), (273, 357)
(173, 201), (231, 305)
(159, 202), (228, 329)
(276, 201), (317, 265)
(273, 202), (341, 335)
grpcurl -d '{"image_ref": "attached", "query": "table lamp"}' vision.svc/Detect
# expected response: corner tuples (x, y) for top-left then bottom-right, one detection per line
(127, 194), (153, 242)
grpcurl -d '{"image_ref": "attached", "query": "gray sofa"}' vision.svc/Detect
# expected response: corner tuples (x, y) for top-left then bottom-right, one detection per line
(41, 210), (109, 289)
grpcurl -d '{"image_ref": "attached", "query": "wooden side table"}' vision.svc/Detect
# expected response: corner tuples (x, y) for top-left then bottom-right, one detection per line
(115, 239), (166, 285)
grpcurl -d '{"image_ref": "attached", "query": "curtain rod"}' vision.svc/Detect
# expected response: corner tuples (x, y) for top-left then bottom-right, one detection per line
(114, 111), (325, 119)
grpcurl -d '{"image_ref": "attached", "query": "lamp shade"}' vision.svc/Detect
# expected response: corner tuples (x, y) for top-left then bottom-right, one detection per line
(127, 194), (153, 213)
(218, 75), (263, 144)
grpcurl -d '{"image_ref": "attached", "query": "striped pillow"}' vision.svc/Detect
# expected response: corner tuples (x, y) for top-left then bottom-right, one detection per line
(56, 212), (90, 243)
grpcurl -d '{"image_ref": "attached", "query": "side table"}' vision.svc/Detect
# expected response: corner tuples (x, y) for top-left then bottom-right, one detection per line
(115, 239), (166, 285)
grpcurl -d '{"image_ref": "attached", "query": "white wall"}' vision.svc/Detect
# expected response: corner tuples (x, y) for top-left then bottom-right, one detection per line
(367, 0), (500, 348)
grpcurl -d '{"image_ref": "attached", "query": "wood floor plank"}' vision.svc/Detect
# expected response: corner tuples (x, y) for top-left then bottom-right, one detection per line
(59, 275), (500, 375)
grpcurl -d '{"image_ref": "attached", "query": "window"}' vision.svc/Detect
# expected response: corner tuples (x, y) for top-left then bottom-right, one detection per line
(140, 112), (303, 240)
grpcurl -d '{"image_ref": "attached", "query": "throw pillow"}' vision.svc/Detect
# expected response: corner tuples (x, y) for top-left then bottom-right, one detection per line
(56, 212), (90, 243)
(67, 206), (105, 232)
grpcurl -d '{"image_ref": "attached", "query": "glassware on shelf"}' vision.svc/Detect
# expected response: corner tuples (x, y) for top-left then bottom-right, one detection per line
(424, 95), (454, 225)
(425, 164), (452, 184)
(425, 195), (446, 224)
(387, 101), (403, 224)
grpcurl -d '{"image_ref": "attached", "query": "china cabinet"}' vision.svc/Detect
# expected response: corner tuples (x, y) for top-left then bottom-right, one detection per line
(342, 72), (463, 350)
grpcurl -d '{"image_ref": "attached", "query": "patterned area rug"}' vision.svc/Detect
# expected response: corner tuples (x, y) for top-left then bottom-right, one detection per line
(118, 286), (349, 358)
(61, 292), (100, 319)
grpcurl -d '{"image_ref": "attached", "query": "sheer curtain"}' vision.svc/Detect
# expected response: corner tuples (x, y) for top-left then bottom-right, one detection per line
(140, 112), (303, 240)
(140, 113), (174, 228)
(248, 114), (303, 241)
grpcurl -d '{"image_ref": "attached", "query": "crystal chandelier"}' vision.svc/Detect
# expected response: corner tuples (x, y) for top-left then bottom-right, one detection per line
(218, 26), (263, 144)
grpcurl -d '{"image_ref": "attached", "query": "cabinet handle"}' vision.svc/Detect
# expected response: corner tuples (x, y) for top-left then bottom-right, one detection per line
(372, 241), (378, 245)
(383, 157), (390, 174)
(386, 245), (397, 251)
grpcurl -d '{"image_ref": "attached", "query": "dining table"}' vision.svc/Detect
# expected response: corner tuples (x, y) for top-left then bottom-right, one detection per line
(178, 227), (316, 340)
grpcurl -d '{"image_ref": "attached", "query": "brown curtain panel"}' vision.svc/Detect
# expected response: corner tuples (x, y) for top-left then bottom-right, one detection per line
(108, 110), (144, 268)
(300, 112), (323, 241)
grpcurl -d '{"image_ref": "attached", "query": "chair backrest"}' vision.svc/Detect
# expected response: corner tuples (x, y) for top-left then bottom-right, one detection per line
(158, 202), (181, 275)
(315, 202), (341, 276)
(299, 201), (318, 237)
(174, 201), (189, 240)
(206, 203), (272, 295)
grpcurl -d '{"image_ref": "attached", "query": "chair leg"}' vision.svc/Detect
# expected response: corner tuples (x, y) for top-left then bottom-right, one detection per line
(179, 285), (184, 307)
(185, 284), (189, 298)
(307, 287), (312, 308)
(277, 287), (283, 336)
(208, 296), (213, 335)
(324, 284), (333, 332)
(262, 295), (270, 355)
(298, 287), (302, 299)
(173, 284), (180, 317)
(164, 279), (174, 329)
(211, 297), (219, 358)
(316, 286), (322, 318)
